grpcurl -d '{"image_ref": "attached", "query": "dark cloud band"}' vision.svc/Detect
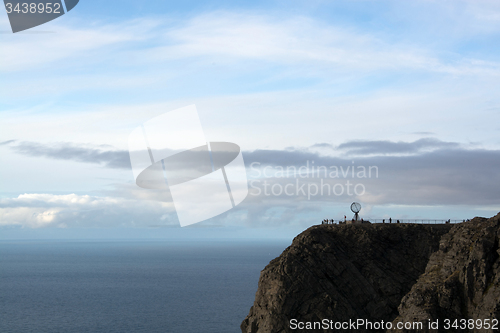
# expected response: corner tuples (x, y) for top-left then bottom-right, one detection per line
(4, 139), (499, 205)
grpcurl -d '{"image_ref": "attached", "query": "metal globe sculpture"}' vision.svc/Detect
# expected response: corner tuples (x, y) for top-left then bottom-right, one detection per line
(350, 202), (361, 221)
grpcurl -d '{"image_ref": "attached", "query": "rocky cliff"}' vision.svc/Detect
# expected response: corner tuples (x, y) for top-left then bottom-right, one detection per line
(393, 214), (500, 332)
(241, 223), (453, 332)
(242, 214), (500, 333)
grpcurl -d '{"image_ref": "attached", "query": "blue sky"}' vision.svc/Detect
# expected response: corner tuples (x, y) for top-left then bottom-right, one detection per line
(1, 0), (500, 239)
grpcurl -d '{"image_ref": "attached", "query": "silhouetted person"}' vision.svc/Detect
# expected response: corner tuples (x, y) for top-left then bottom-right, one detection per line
(389, 217), (392, 224)
(382, 219), (385, 224)
(397, 219), (400, 224)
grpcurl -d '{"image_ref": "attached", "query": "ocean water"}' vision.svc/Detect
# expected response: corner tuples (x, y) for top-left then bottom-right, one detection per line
(0, 240), (289, 333)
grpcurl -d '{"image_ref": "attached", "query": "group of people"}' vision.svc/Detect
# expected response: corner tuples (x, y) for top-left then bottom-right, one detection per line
(321, 217), (399, 224)
(321, 217), (468, 225)
(321, 215), (364, 225)
(322, 215), (348, 225)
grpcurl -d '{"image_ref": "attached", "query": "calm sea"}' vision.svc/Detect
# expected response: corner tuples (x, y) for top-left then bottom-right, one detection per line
(0, 240), (289, 333)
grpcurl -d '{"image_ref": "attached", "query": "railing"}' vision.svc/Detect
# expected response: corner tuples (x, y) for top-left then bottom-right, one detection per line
(368, 219), (464, 224)
(321, 219), (467, 225)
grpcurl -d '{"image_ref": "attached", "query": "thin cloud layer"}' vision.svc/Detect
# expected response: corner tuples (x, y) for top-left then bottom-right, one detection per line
(0, 19), (158, 72)
(0, 193), (176, 228)
(162, 11), (500, 76)
(3, 10), (500, 77)
(337, 138), (461, 155)
(8, 141), (131, 169)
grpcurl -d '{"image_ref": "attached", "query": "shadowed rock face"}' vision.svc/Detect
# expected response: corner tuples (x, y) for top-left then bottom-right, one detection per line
(241, 223), (453, 333)
(393, 214), (500, 333)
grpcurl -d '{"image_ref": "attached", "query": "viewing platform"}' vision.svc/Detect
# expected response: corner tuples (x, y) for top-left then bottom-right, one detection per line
(322, 202), (468, 225)
(321, 218), (466, 225)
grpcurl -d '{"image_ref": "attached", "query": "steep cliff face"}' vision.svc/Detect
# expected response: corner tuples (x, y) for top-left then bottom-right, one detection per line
(393, 214), (500, 332)
(241, 223), (453, 333)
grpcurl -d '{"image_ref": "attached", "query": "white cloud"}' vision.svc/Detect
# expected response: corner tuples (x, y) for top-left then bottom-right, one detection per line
(0, 18), (160, 72)
(0, 193), (176, 228)
(2, 9), (500, 76)
(169, 8), (486, 76)
(142, 11), (500, 75)
(0, 206), (62, 228)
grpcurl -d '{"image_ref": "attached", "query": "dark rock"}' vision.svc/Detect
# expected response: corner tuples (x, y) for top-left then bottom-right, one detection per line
(241, 223), (453, 333)
(392, 213), (500, 332)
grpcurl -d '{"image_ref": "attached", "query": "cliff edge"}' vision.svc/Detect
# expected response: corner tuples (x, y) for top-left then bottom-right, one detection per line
(241, 223), (453, 333)
(393, 214), (500, 332)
